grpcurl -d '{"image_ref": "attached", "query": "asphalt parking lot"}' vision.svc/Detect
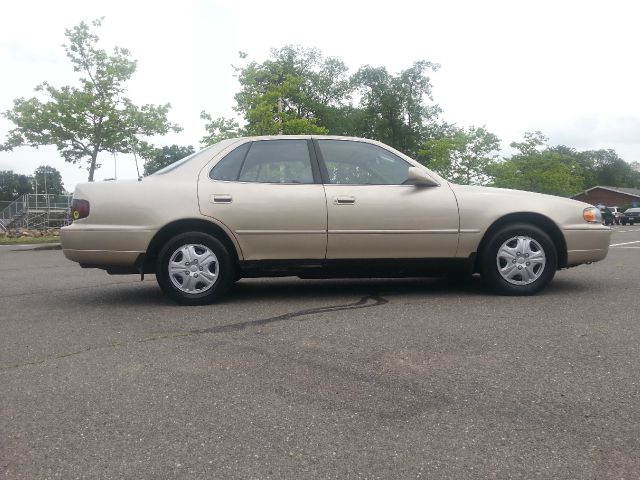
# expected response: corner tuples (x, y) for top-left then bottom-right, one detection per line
(1, 227), (639, 479)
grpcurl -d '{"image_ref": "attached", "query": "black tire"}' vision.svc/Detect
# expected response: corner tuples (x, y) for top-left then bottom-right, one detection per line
(480, 223), (557, 296)
(156, 231), (234, 305)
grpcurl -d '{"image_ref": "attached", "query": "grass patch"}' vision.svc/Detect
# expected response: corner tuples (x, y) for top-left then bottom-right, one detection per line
(0, 235), (60, 245)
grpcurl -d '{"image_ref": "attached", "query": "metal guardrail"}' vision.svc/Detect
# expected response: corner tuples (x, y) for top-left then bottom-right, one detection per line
(0, 194), (73, 230)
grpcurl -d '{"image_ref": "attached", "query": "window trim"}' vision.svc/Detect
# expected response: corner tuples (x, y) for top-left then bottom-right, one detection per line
(209, 139), (322, 185)
(313, 138), (416, 186)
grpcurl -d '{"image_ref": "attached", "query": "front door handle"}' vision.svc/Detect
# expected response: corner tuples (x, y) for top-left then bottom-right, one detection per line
(334, 195), (356, 205)
(211, 194), (232, 204)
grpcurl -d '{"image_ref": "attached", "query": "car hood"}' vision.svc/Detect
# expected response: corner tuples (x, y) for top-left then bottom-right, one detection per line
(450, 184), (592, 208)
(448, 183), (596, 230)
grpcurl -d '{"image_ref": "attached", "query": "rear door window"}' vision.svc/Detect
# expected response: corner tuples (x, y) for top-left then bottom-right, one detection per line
(238, 140), (314, 184)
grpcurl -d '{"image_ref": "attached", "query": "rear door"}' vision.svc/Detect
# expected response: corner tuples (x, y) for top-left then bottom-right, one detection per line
(198, 139), (327, 260)
(315, 139), (459, 259)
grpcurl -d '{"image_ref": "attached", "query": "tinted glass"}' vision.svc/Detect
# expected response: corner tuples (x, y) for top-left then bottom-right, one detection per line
(238, 140), (313, 184)
(317, 140), (409, 185)
(210, 143), (250, 181)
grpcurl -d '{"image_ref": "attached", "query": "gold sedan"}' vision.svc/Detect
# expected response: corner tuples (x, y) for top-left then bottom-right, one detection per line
(62, 136), (610, 305)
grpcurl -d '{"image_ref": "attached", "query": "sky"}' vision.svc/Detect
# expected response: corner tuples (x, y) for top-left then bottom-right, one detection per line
(0, 0), (639, 192)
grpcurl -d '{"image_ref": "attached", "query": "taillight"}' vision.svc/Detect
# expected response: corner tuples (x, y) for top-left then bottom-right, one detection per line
(70, 199), (90, 221)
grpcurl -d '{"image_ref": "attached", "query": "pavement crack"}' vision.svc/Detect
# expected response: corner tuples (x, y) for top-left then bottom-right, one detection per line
(190, 294), (389, 335)
(0, 294), (388, 371)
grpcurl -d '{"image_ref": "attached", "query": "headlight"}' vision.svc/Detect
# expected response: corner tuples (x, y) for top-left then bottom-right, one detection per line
(583, 207), (602, 223)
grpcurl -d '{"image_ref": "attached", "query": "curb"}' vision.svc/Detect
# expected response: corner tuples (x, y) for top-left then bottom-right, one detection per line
(0, 243), (62, 251)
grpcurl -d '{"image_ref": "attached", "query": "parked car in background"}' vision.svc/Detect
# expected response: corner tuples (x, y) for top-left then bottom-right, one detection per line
(61, 136), (611, 305)
(621, 207), (640, 225)
(608, 206), (623, 224)
(597, 205), (616, 226)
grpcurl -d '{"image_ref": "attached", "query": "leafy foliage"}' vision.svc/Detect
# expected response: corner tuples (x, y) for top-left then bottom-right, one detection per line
(0, 171), (33, 201)
(489, 133), (585, 196)
(0, 165), (65, 201)
(351, 61), (441, 157)
(420, 126), (500, 185)
(33, 165), (65, 195)
(142, 145), (195, 176)
(204, 47), (442, 157)
(1, 19), (181, 182)
(231, 46), (347, 136)
(489, 151), (586, 197)
(488, 133), (640, 196)
(200, 112), (240, 146)
(577, 149), (640, 188)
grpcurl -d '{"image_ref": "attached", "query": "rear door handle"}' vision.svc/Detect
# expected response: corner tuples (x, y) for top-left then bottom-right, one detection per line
(211, 194), (232, 204)
(334, 195), (356, 205)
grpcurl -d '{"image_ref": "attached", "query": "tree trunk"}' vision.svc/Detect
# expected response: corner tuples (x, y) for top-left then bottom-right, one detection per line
(88, 148), (99, 182)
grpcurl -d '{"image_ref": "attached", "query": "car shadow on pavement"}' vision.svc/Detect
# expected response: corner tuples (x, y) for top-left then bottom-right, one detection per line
(65, 276), (488, 308)
(66, 274), (588, 308)
(228, 276), (489, 302)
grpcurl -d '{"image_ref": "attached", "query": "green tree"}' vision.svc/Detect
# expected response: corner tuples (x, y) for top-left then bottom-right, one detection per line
(1, 18), (181, 182)
(0, 171), (33, 201)
(578, 149), (640, 188)
(33, 165), (65, 195)
(489, 132), (585, 196)
(419, 126), (500, 184)
(351, 61), (441, 157)
(509, 130), (547, 156)
(231, 46), (351, 135)
(211, 47), (443, 160)
(200, 113), (241, 146)
(142, 145), (195, 176)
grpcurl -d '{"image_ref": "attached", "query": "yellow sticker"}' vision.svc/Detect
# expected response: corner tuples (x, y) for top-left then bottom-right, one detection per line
(72, 210), (80, 220)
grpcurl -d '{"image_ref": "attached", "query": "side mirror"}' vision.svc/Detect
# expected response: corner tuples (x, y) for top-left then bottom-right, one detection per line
(407, 167), (439, 186)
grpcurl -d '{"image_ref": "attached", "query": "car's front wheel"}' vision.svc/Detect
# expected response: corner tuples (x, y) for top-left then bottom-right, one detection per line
(156, 232), (234, 305)
(480, 224), (557, 295)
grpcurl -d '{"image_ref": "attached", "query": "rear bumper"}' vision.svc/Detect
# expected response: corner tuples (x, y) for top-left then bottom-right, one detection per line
(61, 225), (154, 268)
(563, 226), (611, 266)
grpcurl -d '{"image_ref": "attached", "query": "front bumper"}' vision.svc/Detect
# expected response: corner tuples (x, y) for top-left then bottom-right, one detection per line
(563, 225), (611, 267)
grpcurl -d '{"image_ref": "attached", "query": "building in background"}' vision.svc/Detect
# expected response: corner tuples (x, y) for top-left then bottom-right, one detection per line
(572, 186), (640, 208)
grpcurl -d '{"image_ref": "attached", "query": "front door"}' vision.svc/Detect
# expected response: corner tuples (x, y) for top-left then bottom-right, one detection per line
(315, 139), (459, 259)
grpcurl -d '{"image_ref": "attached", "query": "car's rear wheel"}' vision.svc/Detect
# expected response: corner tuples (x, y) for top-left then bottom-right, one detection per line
(156, 232), (234, 305)
(480, 224), (557, 295)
